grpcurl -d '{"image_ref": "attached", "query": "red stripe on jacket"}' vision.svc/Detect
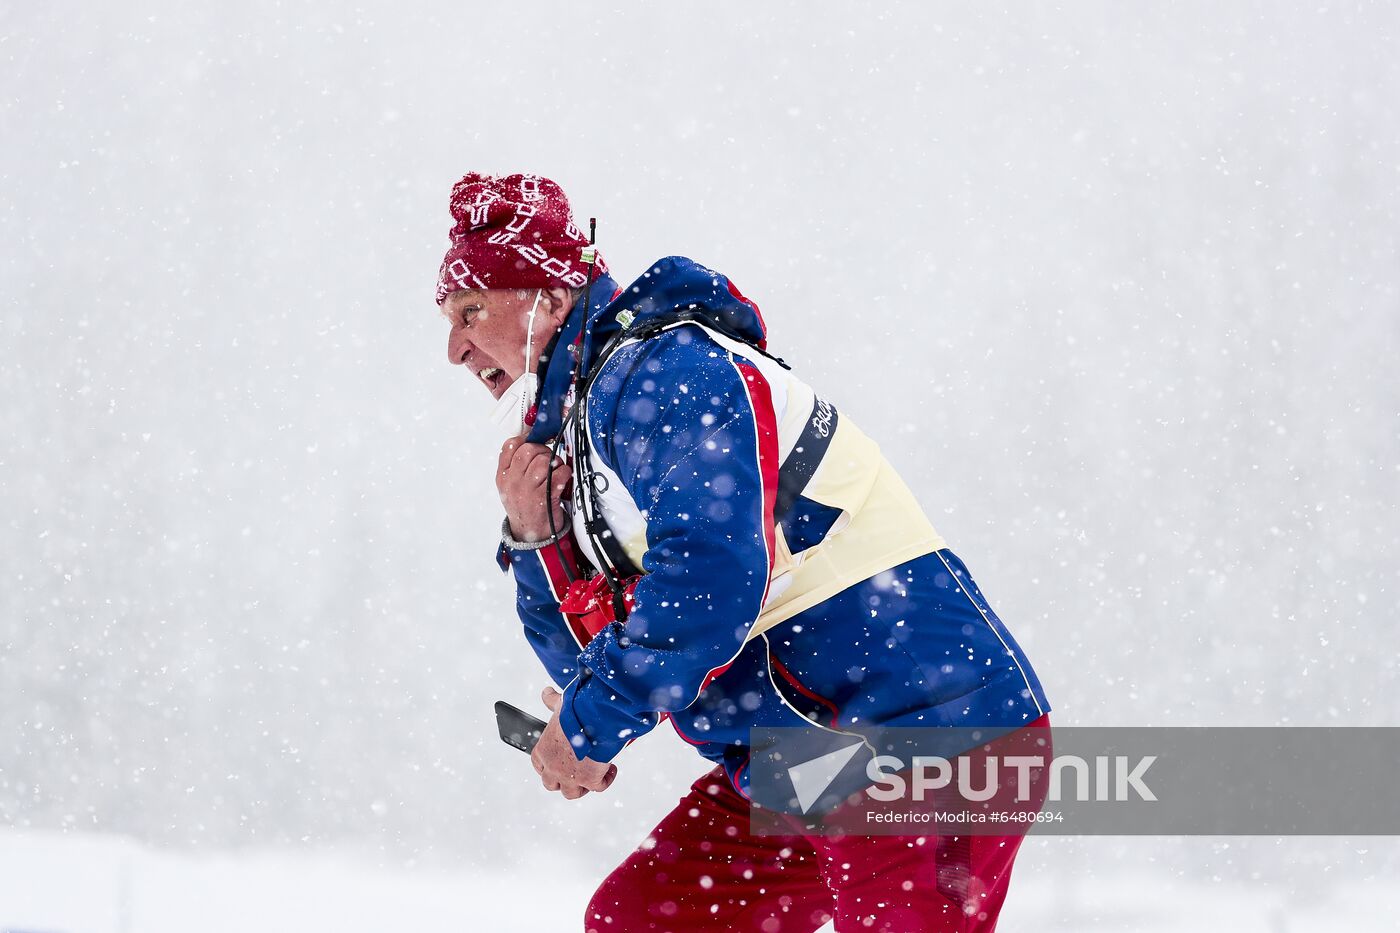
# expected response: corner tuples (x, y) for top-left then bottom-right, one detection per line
(536, 535), (591, 650)
(731, 357), (780, 605)
(769, 653), (842, 729)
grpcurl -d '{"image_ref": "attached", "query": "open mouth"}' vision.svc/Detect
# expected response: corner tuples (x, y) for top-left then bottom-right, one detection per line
(478, 366), (508, 396)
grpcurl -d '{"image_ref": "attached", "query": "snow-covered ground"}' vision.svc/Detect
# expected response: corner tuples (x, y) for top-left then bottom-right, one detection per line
(3, 830), (1398, 932)
(0, 830), (595, 933)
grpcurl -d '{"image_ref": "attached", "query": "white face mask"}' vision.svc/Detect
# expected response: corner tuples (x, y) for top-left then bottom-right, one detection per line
(488, 289), (544, 437)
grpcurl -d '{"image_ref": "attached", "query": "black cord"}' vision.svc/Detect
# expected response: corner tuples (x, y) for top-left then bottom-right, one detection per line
(570, 327), (635, 616)
(544, 218), (601, 586)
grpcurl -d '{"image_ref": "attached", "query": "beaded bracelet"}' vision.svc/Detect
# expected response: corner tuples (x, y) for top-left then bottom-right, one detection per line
(500, 515), (570, 551)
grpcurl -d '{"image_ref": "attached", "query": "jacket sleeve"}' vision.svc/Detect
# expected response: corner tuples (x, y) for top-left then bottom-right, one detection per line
(502, 537), (587, 691)
(556, 331), (778, 762)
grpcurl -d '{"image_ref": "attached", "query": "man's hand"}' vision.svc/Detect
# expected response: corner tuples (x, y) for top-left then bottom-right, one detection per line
(531, 686), (618, 800)
(496, 435), (570, 543)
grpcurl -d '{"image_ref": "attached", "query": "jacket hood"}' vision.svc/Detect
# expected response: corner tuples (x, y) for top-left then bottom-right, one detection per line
(527, 256), (769, 443)
(580, 256), (768, 369)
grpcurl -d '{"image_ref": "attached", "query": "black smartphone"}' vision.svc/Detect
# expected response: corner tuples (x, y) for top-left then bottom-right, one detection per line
(495, 700), (547, 753)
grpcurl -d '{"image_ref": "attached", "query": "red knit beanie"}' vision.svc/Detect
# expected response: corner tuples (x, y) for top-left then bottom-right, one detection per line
(435, 172), (607, 305)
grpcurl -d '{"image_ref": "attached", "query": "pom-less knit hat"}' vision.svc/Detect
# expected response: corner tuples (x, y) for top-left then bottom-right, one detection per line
(435, 172), (607, 305)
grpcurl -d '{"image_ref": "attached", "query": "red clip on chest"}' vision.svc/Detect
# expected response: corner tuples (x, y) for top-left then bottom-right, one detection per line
(558, 573), (640, 643)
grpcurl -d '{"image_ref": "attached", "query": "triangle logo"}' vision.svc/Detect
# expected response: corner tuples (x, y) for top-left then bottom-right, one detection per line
(788, 740), (864, 814)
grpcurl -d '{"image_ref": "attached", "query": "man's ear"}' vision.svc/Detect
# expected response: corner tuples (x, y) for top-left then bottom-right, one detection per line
(541, 287), (574, 327)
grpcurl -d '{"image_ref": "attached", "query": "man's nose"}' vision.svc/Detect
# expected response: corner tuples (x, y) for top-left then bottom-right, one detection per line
(447, 326), (472, 366)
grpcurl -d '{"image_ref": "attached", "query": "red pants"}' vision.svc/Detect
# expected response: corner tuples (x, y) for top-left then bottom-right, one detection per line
(586, 715), (1049, 932)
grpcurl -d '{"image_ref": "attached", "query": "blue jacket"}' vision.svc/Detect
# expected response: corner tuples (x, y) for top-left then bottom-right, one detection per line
(501, 257), (1049, 794)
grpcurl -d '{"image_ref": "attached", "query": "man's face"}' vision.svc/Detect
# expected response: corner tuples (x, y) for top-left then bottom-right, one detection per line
(442, 288), (540, 400)
(442, 287), (573, 400)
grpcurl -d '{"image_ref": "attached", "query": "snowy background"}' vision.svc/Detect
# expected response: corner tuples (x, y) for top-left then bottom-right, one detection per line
(3, 1), (1398, 930)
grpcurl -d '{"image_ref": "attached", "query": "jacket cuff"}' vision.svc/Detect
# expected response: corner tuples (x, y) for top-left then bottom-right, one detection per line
(558, 670), (650, 764)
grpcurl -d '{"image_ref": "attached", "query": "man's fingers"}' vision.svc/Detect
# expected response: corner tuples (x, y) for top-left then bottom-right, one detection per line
(581, 764), (618, 793)
(507, 449), (551, 489)
(540, 686), (562, 712)
(561, 785), (589, 801)
(511, 440), (550, 467)
(498, 437), (521, 474)
(543, 459), (571, 490)
(549, 470), (572, 499)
